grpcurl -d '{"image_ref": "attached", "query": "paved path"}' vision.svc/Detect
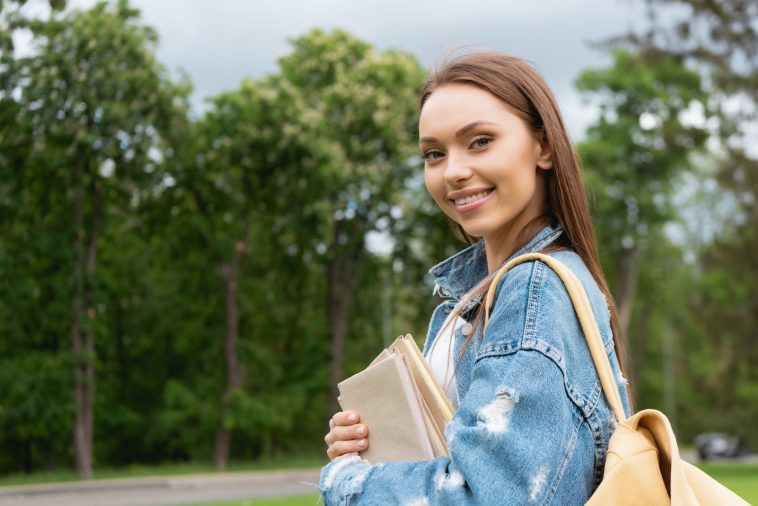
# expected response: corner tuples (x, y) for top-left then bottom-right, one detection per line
(0, 468), (321, 506)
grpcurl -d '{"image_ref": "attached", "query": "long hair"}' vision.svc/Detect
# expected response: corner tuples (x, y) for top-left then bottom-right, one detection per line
(420, 51), (632, 399)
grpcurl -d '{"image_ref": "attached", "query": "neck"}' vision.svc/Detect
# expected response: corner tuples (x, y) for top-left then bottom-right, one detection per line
(483, 220), (527, 273)
(483, 176), (548, 273)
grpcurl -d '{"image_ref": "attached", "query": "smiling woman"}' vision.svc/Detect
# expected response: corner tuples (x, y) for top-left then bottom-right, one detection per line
(420, 85), (553, 273)
(320, 51), (632, 505)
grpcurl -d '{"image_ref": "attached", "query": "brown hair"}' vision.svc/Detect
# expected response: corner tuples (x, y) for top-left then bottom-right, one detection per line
(420, 51), (632, 400)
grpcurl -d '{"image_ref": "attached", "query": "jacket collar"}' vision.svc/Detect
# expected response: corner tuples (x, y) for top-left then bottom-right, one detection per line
(429, 224), (564, 304)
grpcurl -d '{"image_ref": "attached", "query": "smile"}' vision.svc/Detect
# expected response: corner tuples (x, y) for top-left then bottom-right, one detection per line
(451, 189), (494, 213)
(453, 190), (492, 206)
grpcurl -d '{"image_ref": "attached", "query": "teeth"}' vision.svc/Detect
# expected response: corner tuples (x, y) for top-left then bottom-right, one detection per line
(454, 190), (491, 206)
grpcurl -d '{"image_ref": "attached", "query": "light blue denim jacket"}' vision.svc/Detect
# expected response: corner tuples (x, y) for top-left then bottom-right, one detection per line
(319, 225), (631, 505)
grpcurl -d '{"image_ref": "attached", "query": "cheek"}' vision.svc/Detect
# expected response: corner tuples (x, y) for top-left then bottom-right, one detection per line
(424, 170), (442, 200)
(424, 170), (455, 216)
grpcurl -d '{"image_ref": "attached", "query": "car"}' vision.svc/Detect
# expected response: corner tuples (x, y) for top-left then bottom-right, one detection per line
(694, 432), (749, 460)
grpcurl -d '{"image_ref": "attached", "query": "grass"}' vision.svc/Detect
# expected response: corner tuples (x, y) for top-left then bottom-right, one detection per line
(699, 462), (758, 504)
(0, 455), (326, 487)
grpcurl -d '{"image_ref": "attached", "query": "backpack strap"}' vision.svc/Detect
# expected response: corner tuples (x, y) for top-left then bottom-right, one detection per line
(483, 253), (626, 422)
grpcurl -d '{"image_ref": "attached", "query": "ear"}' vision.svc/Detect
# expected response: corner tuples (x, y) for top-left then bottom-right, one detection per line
(536, 133), (553, 170)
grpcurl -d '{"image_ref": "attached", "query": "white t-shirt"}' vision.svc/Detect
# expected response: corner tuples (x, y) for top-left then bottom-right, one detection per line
(426, 278), (488, 410)
(426, 308), (464, 409)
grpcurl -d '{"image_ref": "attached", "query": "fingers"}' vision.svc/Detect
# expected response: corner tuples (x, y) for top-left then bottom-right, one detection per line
(326, 436), (369, 460)
(324, 423), (368, 445)
(334, 423), (366, 440)
(331, 411), (359, 427)
(324, 413), (369, 461)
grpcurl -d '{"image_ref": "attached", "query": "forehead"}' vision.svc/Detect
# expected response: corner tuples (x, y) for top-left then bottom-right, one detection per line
(419, 84), (514, 134)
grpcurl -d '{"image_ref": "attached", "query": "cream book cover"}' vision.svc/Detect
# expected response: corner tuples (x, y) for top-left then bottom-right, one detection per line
(337, 334), (453, 464)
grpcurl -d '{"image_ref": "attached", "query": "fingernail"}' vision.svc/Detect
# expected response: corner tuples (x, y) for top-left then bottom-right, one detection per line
(347, 414), (357, 423)
(356, 426), (365, 436)
(357, 439), (366, 448)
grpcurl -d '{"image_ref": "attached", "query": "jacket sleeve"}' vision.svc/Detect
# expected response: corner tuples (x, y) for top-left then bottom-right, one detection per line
(319, 262), (588, 505)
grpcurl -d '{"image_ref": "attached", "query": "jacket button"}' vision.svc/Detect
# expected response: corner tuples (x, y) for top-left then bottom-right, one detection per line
(461, 322), (473, 336)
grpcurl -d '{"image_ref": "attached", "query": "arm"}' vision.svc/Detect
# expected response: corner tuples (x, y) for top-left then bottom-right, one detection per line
(319, 262), (590, 505)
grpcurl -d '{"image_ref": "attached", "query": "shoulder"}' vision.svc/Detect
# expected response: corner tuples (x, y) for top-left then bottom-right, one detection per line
(490, 250), (597, 303)
(483, 251), (613, 413)
(487, 250), (612, 350)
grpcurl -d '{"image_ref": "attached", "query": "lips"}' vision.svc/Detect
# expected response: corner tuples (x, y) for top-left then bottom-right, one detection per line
(450, 188), (494, 213)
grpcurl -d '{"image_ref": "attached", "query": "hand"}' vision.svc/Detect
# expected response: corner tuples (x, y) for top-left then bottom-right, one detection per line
(324, 411), (369, 461)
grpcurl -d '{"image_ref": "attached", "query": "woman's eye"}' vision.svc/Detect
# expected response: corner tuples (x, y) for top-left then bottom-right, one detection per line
(472, 136), (492, 149)
(423, 150), (445, 161)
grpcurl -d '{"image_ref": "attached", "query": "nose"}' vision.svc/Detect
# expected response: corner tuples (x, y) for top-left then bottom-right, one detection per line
(443, 153), (473, 184)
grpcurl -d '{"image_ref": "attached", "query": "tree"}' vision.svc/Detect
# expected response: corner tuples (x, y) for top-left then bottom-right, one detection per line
(621, 0), (757, 245)
(187, 73), (338, 468)
(277, 29), (425, 418)
(576, 48), (709, 342)
(0, 12), (439, 473)
(13, 0), (188, 477)
(614, 0), (758, 443)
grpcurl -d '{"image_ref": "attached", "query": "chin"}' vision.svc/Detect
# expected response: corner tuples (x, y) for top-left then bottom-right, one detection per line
(458, 225), (486, 240)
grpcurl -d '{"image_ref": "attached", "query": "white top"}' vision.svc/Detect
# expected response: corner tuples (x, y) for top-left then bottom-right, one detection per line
(426, 278), (489, 411)
(426, 308), (464, 409)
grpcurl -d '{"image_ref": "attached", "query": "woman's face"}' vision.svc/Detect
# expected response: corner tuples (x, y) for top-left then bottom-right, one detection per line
(419, 84), (552, 252)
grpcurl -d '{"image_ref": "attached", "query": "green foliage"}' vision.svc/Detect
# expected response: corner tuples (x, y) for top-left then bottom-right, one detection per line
(602, 0), (758, 448)
(1, 0), (753, 479)
(675, 219), (758, 447)
(0, 18), (430, 471)
(576, 48), (712, 412)
(0, 0), (191, 471)
(577, 48), (709, 259)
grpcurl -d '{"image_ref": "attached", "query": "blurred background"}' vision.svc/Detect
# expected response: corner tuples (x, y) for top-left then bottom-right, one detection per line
(0, 0), (755, 503)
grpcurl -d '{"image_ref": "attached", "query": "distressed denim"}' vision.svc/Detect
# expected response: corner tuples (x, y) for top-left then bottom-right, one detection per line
(319, 225), (631, 505)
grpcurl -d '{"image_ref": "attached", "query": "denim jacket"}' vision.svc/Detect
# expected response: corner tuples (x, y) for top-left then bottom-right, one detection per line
(319, 225), (631, 505)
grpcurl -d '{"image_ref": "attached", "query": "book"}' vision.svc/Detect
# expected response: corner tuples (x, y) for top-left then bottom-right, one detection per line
(337, 334), (454, 463)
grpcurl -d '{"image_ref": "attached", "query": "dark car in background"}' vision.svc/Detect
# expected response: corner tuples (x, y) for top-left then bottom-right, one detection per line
(695, 432), (749, 460)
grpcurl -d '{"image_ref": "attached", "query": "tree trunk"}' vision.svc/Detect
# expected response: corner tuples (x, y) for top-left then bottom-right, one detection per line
(213, 219), (249, 470)
(72, 170), (100, 479)
(83, 178), (100, 474)
(327, 258), (349, 418)
(614, 245), (641, 338)
(326, 221), (365, 419)
(71, 176), (91, 479)
(631, 300), (651, 404)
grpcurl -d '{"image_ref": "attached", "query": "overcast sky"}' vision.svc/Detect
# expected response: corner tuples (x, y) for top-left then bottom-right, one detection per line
(62, 0), (649, 140)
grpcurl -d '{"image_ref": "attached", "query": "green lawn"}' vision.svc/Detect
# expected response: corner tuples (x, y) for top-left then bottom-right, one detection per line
(699, 463), (758, 504)
(0, 455), (326, 487)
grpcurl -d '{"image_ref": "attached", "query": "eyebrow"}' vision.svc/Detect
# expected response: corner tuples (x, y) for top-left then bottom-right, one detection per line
(419, 121), (497, 145)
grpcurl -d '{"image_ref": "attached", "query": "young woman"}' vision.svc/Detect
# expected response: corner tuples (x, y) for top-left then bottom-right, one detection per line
(320, 52), (632, 505)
